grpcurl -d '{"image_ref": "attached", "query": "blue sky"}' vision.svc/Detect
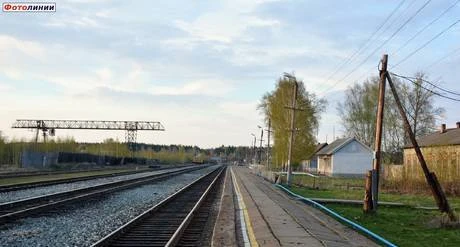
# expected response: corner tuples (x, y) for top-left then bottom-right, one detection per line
(1, 0), (459, 148)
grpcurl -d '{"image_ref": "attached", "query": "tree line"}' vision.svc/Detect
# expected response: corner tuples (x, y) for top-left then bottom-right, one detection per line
(256, 71), (443, 169)
(0, 134), (210, 166)
(0, 131), (256, 166)
(338, 72), (443, 163)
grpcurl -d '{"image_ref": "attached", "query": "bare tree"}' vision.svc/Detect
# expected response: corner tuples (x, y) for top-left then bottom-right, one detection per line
(337, 78), (379, 147)
(401, 72), (445, 137)
(338, 72), (444, 163)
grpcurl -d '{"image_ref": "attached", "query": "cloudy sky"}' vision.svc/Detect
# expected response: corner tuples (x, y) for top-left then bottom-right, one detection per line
(1, 0), (459, 148)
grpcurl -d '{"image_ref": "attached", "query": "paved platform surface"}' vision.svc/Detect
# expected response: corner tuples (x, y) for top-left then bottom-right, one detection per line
(212, 168), (237, 247)
(231, 166), (379, 247)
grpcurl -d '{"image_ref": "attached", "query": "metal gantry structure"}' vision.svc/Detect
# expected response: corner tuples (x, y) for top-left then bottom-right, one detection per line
(12, 119), (165, 151)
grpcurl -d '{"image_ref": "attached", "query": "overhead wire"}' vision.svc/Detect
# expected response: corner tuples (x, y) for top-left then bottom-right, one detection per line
(390, 72), (460, 96)
(318, 0), (433, 96)
(373, 0), (418, 43)
(389, 72), (460, 102)
(349, 0), (457, 86)
(392, 0), (460, 56)
(354, 1), (460, 85)
(423, 46), (460, 70)
(321, 0), (407, 85)
(390, 19), (460, 69)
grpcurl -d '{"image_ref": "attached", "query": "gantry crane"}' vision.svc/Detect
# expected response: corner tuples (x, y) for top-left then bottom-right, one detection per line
(12, 119), (165, 151)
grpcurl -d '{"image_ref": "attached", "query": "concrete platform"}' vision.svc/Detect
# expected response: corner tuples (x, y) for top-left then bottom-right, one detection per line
(212, 168), (237, 247)
(224, 166), (379, 247)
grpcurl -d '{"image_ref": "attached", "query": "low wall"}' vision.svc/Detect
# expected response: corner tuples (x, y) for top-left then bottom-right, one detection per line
(21, 151), (160, 169)
(21, 151), (59, 169)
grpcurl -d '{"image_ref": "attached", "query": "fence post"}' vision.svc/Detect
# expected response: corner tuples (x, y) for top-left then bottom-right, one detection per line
(364, 170), (373, 213)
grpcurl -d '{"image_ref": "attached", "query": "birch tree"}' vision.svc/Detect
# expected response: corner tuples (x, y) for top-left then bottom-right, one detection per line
(258, 73), (325, 169)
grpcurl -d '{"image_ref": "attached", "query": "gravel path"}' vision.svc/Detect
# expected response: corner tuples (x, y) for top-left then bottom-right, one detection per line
(0, 165), (220, 247)
(0, 166), (196, 203)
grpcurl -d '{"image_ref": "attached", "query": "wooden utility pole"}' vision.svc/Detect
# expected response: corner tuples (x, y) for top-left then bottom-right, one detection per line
(286, 77), (298, 186)
(386, 73), (457, 221)
(259, 126), (264, 164)
(371, 54), (388, 210)
(251, 134), (256, 164)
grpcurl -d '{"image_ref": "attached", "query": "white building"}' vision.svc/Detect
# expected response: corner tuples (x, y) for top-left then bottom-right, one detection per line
(316, 137), (373, 177)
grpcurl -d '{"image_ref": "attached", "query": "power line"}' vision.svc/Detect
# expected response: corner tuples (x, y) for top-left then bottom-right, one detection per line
(390, 72), (460, 96)
(376, 0), (418, 42)
(390, 72), (460, 102)
(321, 0), (407, 85)
(393, 0), (460, 56)
(391, 19), (460, 69)
(353, 1), (459, 85)
(423, 46), (460, 70)
(349, 0), (442, 86)
(318, 0), (432, 96)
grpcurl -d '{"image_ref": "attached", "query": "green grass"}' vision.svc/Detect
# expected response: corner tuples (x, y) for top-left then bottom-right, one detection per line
(0, 168), (145, 186)
(290, 186), (460, 209)
(291, 174), (364, 189)
(325, 204), (460, 247)
(283, 174), (460, 246)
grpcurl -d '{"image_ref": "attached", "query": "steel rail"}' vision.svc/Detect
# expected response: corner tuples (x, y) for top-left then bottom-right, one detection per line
(0, 169), (154, 193)
(0, 165), (193, 193)
(165, 165), (223, 246)
(92, 166), (224, 247)
(0, 166), (204, 224)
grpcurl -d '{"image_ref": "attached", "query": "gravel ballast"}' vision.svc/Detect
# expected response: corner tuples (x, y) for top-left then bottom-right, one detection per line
(0, 165), (220, 247)
(0, 166), (197, 203)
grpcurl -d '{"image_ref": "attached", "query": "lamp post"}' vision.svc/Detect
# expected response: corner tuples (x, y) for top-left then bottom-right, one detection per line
(284, 73), (298, 186)
(251, 133), (256, 164)
(257, 125), (264, 164)
(266, 119), (272, 171)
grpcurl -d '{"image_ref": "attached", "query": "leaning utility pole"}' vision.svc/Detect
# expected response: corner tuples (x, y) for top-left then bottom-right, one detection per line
(372, 54), (387, 211)
(362, 55), (456, 220)
(386, 73), (457, 221)
(286, 75), (298, 186)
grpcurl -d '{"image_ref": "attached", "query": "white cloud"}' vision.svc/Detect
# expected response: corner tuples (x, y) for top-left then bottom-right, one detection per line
(0, 83), (11, 92)
(247, 16), (280, 27)
(218, 101), (259, 118)
(1, 67), (23, 81)
(168, 0), (281, 45)
(149, 80), (234, 96)
(172, 15), (280, 44)
(0, 35), (47, 81)
(45, 16), (102, 28)
(95, 9), (112, 18)
(0, 35), (45, 60)
(0, 34), (236, 99)
(5, 0), (458, 148)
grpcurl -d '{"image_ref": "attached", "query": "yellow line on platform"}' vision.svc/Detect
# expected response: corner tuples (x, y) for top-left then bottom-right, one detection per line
(231, 167), (259, 247)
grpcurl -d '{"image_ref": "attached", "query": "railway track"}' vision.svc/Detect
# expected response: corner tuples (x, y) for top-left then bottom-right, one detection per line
(92, 166), (225, 247)
(0, 165), (195, 193)
(0, 166), (205, 224)
(0, 169), (154, 193)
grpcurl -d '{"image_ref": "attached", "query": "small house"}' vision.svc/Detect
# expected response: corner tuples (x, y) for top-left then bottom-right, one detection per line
(302, 143), (328, 172)
(403, 123), (460, 183)
(316, 137), (373, 177)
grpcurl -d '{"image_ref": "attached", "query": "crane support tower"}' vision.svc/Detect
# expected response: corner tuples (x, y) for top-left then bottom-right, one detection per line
(12, 119), (165, 151)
